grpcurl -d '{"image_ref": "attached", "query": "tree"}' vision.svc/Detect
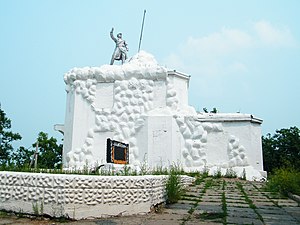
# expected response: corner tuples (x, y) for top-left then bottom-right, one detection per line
(262, 126), (300, 173)
(32, 132), (62, 169)
(12, 146), (34, 169)
(0, 105), (22, 165)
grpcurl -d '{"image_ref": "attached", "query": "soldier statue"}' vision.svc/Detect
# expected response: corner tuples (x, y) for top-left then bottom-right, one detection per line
(110, 28), (128, 65)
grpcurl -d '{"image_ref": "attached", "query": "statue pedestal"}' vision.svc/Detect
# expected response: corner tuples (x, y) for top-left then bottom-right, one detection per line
(61, 51), (265, 181)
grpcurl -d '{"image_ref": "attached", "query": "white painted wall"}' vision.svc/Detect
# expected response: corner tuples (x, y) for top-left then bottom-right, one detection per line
(61, 51), (265, 180)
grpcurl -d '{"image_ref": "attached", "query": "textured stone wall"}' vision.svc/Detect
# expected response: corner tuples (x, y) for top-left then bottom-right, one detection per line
(0, 171), (182, 219)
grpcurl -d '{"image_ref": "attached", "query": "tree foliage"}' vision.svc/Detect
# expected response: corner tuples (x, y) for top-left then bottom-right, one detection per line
(0, 105), (22, 165)
(262, 126), (300, 173)
(12, 146), (34, 169)
(32, 132), (62, 169)
(0, 105), (63, 170)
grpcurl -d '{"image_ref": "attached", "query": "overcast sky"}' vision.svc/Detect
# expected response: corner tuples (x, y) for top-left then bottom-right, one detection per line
(1, 0), (299, 149)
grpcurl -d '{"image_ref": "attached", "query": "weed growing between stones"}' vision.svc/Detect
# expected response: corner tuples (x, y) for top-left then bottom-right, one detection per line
(166, 165), (185, 204)
(221, 192), (227, 222)
(202, 166), (209, 178)
(221, 180), (227, 224)
(222, 179), (226, 191)
(224, 168), (237, 178)
(151, 165), (169, 175)
(236, 182), (264, 223)
(213, 168), (222, 179)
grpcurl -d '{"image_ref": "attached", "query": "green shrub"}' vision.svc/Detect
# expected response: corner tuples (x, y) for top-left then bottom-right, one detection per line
(265, 168), (300, 196)
(166, 165), (185, 204)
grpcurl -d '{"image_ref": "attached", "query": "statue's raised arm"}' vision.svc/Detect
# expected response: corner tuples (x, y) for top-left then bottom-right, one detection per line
(110, 27), (128, 65)
(110, 27), (117, 43)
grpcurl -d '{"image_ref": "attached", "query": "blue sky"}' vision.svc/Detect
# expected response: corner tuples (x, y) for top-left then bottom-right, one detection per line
(1, 0), (299, 149)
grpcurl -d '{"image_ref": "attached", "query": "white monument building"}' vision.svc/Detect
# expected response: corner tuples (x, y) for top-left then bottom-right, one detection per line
(60, 51), (266, 180)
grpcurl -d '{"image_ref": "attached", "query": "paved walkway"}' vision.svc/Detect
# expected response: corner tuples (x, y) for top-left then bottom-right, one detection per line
(1, 178), (299, 225)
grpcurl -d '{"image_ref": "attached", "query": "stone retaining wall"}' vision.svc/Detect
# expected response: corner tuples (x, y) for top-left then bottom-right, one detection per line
(0, 171), (180, 219)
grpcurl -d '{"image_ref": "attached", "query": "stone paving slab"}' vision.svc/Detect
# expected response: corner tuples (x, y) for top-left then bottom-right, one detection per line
(148, 213), (186, 222)
(201, 197), (222, 202)
(195, 205), (223, 213)
(1, 178), (300, 225)
(284, 206), (300, 221)
(162, 208), (190, 215)
(261, 213), (298, 222)
(185, 222), (223, 225)
(166, 203), (193, 210)
(253, 201), (276, 206)
(277, 199), (299, 207)
(225, 198), (247, 203)
(256, 207), (287, 215)
(226, 202), (249, 207)
(227, 211), (259, 219)
(226, 216), (264, 225)
(198, 201), (222, 206)
(263, 220), (300, 225)
(177, 199), (197, 205)
(225, 194), (244, 198)
(227, 207), (255, 213)
(227, 208), (258, 219)
(190, 213), (224, 224)
(247, 195), (269, 200)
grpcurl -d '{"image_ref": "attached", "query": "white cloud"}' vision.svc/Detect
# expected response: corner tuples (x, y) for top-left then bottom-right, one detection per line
(164, 27), (253, 77)
(183, 27), (253, 58)
(254, 20), (297, 47)
(162, 20), (298, 108)
(163, 20), (297, 77)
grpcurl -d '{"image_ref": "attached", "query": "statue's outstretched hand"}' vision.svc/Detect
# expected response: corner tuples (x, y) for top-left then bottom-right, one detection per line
(111, 28), (114, 33)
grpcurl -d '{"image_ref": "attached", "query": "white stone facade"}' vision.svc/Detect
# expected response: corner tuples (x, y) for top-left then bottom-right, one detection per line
(61, 51), (266, 180)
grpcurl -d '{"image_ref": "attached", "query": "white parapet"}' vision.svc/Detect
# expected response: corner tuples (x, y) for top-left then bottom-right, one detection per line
(0, 171), (170, 219)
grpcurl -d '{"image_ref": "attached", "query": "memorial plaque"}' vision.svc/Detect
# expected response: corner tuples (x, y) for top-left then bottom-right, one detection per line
(106, 138), (129, 164)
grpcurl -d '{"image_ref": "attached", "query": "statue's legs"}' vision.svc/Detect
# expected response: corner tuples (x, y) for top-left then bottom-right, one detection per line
(110, 56), (114, 65)
(121, 53), (125, 64)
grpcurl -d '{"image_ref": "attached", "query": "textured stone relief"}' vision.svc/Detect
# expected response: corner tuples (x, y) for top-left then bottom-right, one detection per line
(64, 52), (168, 168)
(0, 172), (168, 213)
(65, 76), (157, 168)
(165, 77), (224, 168)
(227, 135), (249, 167)
(175, 116), (223, 167)
(166, 77), (179, 110)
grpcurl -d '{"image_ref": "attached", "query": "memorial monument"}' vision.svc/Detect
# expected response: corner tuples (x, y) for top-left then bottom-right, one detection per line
(58, 30), (266, 181)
